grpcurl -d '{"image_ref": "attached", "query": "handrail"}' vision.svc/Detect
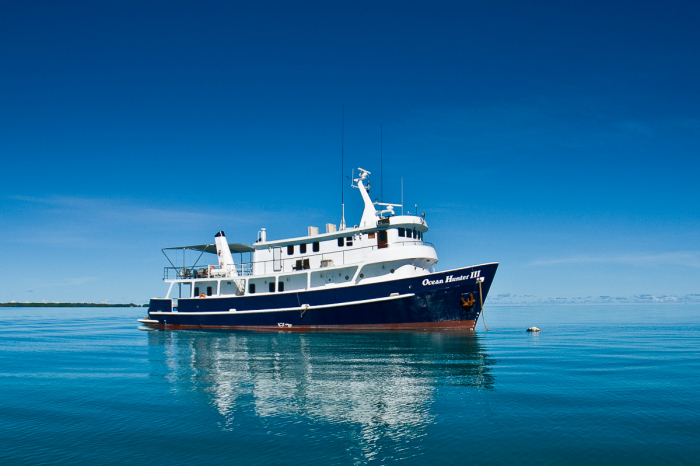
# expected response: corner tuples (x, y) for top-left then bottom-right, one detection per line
(163, 240), (435, 280)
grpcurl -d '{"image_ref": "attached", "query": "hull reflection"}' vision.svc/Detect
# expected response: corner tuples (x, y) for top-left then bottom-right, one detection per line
(147, 331), (495, 457)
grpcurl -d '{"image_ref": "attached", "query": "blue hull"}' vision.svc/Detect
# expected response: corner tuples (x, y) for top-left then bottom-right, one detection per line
(147, 263), (498, 330)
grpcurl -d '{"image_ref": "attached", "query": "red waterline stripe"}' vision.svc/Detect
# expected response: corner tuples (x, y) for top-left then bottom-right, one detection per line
(143, 320), (477, 332)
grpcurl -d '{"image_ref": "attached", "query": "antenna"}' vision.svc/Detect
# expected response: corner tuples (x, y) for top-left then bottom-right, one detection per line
(401, 178), (404, 215)
(380, 123), (383, 203)
(340, 105), (346, 230)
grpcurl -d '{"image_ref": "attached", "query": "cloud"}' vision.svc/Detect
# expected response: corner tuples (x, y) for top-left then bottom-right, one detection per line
(9, 195), (225, 226)
(530, 251), (700, 268)
(1, 195), (261, 247)
(44, 277), (99, 287)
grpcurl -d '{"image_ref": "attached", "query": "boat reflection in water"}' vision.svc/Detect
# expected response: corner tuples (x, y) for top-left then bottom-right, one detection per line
(147, 330), (495, 460)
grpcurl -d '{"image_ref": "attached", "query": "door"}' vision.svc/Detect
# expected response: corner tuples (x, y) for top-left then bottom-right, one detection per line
(377, 230), (388, 249)
(273, 247), (282, 271)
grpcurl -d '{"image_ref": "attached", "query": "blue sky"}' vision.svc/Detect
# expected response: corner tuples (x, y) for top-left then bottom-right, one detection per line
(1, 1), (698, 303)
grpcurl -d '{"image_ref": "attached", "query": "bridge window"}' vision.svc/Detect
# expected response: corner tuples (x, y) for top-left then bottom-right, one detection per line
(300, 244), (307, 254)
(287, 245), (294, 255)
(398, 228), (405, 237)
(406, 229), (413, 239)
(249, 283), (256, 294)
(313, 241), (320, 252)
(338, 237), (344, 247)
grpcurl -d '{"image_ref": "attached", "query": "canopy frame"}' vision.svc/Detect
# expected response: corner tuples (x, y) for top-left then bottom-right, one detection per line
(161, 243), (255, 277)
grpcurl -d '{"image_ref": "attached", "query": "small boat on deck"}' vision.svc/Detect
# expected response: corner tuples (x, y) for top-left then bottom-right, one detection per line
(143, 168), (498, 330)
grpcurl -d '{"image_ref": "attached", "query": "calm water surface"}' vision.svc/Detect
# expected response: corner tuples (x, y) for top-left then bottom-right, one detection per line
(1, 304), (698, 465)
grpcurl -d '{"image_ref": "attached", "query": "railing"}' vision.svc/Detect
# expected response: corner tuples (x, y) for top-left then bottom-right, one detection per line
(163, 240), (435, 280)
(164, 263), (253, 280)
(391, 240), (434, 248)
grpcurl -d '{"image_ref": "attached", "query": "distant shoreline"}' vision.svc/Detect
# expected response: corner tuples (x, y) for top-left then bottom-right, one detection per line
(0, 302), (148, 308)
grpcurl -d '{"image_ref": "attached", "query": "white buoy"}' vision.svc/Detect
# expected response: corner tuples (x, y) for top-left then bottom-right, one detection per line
(527, 327), (541, 332)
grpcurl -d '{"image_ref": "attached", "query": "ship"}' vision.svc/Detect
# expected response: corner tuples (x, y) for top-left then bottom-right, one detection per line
(140, 168), (498, 330)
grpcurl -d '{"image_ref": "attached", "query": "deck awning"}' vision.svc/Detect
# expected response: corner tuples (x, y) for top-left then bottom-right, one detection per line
(162, 243), (255, 254)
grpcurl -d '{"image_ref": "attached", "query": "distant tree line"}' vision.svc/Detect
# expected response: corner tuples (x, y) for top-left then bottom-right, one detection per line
(0, 302), (149, 307)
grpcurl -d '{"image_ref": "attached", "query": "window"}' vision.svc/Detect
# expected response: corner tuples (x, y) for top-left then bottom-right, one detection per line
(346, 236), (353, 246)
(300, 243), (307, 254)
(278, 281), (284, 292)
(398, 228), (405, 237)
(194, 286), (200, 296)
(407, 229), (413, 239)
(418, 231), (423, 240)
(248, 283), (256, 294)
(368, 232), (376, 239)
(413, 229), (417, 239)
(206, 286), (213, 296)
(338, 237), (344, 247)
(313, 241), (320, 252)
(269, 281), (275, 293)
(287, 245), (294, 255)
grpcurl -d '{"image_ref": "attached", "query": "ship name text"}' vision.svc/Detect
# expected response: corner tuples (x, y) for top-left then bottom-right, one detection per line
(422, 270), (481, 286)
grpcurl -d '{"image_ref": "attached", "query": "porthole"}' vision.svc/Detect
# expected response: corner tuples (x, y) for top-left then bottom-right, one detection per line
(390, 269), (395, 273)
(345, 275), (349, 280)
(360, 273), (364, 278)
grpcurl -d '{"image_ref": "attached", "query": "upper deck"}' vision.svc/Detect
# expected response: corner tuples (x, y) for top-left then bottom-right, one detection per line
(159, 168), (440, 299)
(164, 214), (434, 279)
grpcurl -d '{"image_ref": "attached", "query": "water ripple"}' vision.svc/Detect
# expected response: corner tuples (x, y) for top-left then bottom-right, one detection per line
(0, 305), (698, 465)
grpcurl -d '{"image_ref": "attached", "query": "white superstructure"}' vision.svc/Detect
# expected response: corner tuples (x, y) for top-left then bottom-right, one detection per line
(161, 168), (438, 299)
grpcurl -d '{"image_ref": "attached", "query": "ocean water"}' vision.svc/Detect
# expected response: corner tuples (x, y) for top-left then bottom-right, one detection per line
(0, 304), (698, 465)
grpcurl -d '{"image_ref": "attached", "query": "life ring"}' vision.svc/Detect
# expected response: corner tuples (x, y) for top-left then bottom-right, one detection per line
(199, 294), (206, 298)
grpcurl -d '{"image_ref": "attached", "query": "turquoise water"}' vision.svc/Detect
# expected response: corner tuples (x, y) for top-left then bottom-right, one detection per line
(1, 304), (698, 465)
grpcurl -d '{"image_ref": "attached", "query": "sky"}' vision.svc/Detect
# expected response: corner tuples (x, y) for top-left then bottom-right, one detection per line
(1, 1), (698, 304)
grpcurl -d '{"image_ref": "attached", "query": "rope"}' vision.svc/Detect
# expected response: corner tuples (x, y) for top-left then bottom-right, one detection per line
(478, 279), (490, 331)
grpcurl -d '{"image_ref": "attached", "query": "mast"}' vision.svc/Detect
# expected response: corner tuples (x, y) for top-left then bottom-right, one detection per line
(380, 123), (383, 203)
(340, 105), (346, 230)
